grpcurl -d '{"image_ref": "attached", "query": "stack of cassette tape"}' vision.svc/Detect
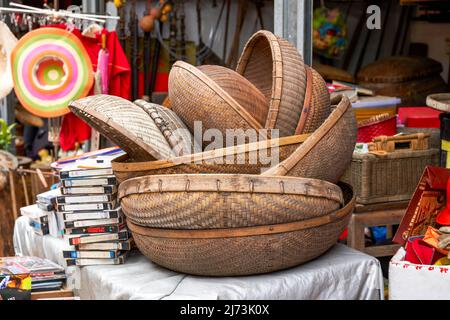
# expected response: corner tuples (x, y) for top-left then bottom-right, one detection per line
(56, 156), (132, 266)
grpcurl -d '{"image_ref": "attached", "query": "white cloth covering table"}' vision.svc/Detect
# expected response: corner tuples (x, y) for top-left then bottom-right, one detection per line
(13, 215), (384, 300)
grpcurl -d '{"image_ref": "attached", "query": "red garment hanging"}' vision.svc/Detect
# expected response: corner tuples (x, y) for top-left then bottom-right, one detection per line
(50, 24), (131, 151)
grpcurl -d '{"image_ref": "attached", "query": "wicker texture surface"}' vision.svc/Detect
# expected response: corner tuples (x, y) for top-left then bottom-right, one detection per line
(112, 134), (308, 183)
(236, 30), (307, 137)
(169, 61), (263, 148)
(426, 93), (450, 113)
(69, 95), (174, 161)
(197, 65), (269, 127)
(134, 99), (202, 156)
(127, 182), (354, 276)
(119, 174), (342, 229)
(341, 149), (439, 204)
(264, 95), (357, 184)
(301, 68), (331, 134)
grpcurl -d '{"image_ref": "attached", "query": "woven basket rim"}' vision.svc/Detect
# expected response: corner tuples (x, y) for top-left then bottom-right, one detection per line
(357, 115), (397, 129)
(426, 93), (450, 112)
(118, 174), (343, 204)
(69, 97), (171, 160)
(236, 30), (284, 129)
(172, 61), (263, 130)
(263, 95), (352, 176)
(111, 133), (310, 171)
(126, 182), (354, 239)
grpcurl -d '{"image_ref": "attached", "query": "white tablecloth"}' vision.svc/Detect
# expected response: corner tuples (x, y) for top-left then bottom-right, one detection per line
(13, 216), (384, 300)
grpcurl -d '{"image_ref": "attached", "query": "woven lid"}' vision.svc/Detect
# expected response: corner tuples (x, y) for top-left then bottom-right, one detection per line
(197, 65), (269, 127)
(169, 61), (263, 147)
(69, 95), (174, 161)
(236, 30), (307, 136)
(426, 93), (450, 113)
(357, 56), (443, 83)
(134, 99), (202, 156)
(313, 62), (354, 83)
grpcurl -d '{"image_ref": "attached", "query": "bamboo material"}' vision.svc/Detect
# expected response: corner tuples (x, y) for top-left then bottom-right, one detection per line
(426, 93), (450, 113)
(169, 61), (264, 148)
(236, 30), (307, 136)
(69, 95), (174, 161)
(126, 182), (355, 276)
(368, 133), (430, 153)
(263, 95), (357, 184)
(112, 134), (310, 183)
(118, 174), (343, 229)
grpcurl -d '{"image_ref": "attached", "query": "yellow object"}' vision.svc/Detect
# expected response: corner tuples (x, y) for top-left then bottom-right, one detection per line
(114, 0), (125, 8)
(435, 257), (450, 266)
(441, 140), (450, 168)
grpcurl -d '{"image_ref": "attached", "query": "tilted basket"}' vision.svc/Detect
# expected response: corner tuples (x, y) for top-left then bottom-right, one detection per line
(236, 30), (307, 136)
(69, 95), (174, 161)
(263, 95), (357, 184)
(111, 134), (309, 184)
(118, 174), (344, 229)
(126, 182), (355, 276)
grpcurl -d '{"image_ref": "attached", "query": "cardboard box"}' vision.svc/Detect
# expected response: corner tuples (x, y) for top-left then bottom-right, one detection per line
(389, 247), (450, 300)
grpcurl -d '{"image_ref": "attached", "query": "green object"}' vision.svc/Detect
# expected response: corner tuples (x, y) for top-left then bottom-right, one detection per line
(313, 7), (348, 59)
(0, 119), (16, 151)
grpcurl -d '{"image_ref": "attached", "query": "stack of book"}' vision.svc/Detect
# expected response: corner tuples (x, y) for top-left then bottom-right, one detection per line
(0, 256), (67, 294)
(21, 188), (64, 237)
(56, 158), (132, 266)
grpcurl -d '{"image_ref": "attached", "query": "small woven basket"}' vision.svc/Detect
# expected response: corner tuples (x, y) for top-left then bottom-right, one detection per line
(127, 182), (354, 276)
(69, 95), (174, 161)
(118, 174), (343, 229)
(426, 93), (450, 113)
(263, 95), (357, 184)
(112, 134), (309, 184)
(197, 65), (269, 127)
(169, 61), (263, 148)
(236, 30), (307, 137)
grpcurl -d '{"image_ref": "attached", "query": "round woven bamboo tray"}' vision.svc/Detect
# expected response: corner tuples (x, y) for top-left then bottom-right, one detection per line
(197, 65), (269, 126)
(263, 95), (357, 184)
(426, 93), (450, 113)
(112, 134), (309, 184)
(133, 99), (201, 156)
(169, 61), (263, 147)
(118, 174), (343, 229)
(295, 66), (331, 135)
(69, 95), (174, 161)
(126, 182), (354, 276)
(236, 30), (307, 137)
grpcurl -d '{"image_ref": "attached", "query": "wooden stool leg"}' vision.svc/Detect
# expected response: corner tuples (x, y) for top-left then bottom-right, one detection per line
(348, 214), (365, 252)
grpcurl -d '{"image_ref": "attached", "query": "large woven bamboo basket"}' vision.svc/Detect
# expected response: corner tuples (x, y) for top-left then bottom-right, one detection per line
(118, 174), (343, 229)
(111, 134), (309, 183)
(126, 182), (354, 276)
(263, 95), (357, 184)
(295, 67), (331, 135)
(169, 61), (263, 147)
(69, 95), (174, 161)
(197, 65), (269, 127)
(236, 30), (307, 137)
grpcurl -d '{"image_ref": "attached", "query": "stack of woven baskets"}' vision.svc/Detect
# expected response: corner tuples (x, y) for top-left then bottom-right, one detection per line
(69, 30), (358, 276)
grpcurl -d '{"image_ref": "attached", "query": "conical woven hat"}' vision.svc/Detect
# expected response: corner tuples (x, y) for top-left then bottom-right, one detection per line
(0, 21), (17, 100)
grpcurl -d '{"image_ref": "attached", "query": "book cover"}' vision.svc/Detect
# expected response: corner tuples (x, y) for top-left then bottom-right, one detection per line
(36, 189), (61, 204)
(0, 274), (31, 300)
(62, 176), (117, 188)
(68, 230), (130, 245)
(59, 168), (114, 180)
(61, 186), (117, 195)
(64, 224), (122, 235)
(63, 208), (121, 221)
(36, 201), (54, 212)
(64, 217), (123, 229)
(57, 201), (117, 212)
(63, 250), (119, 259)
(57, 194), (115, 204)
(65, 254), (127, 267)
(75, 240), (132, 251)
